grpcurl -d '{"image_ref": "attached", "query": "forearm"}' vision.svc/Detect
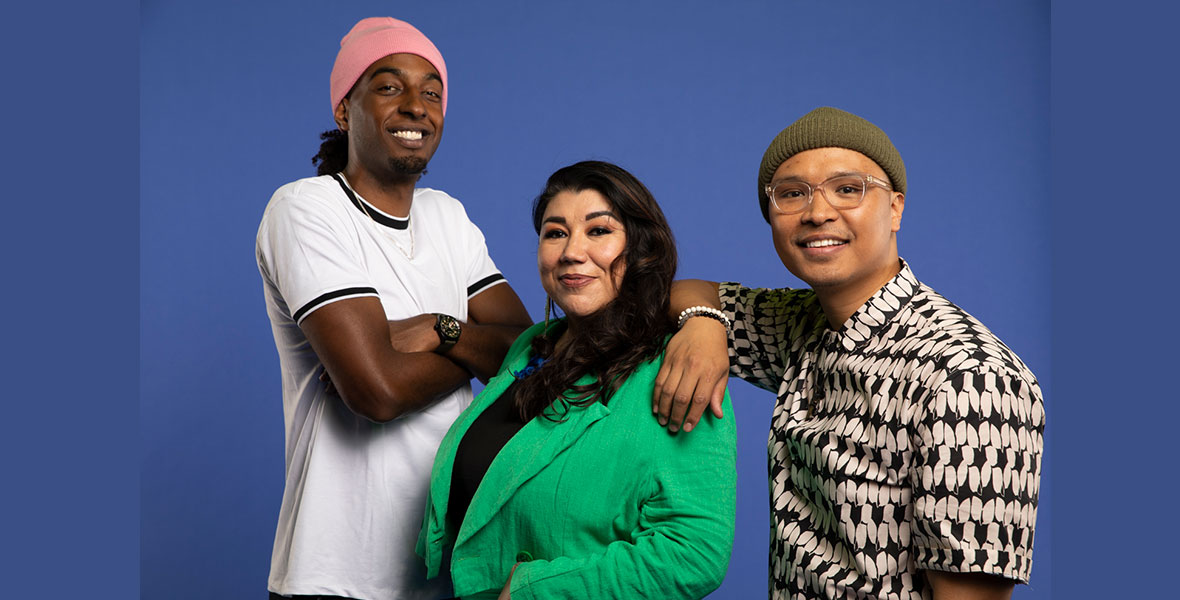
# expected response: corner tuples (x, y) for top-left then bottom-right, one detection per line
(668, 279), (721, 317)
(926, 570), (1015, 600)
(337, 350), (471, 423)
(453, 283), (533, 383)
(303, 298), (476, 423)
(443, 321), (529, 383)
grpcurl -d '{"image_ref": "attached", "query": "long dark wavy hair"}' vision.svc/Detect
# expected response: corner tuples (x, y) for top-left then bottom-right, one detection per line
(514, 161), (678, 421)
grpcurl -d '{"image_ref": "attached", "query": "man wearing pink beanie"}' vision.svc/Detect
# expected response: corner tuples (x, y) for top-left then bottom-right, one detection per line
(256, 17), (532, 600)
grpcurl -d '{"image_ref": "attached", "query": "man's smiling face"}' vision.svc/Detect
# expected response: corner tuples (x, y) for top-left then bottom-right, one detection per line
(335, 53), (444, 179)
(767, 147), (905, 299)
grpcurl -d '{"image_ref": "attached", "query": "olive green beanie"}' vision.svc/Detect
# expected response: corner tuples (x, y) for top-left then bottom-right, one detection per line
(757, 106), (905, 222)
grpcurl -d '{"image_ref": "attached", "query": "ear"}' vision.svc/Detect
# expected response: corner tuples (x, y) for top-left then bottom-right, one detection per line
(890, 192), (905, 233)
(333, 98), (350, 131)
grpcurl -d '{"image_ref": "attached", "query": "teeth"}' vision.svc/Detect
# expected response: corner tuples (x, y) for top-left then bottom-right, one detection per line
(392, 130), (423, 140)
(804, 239), (845, 248)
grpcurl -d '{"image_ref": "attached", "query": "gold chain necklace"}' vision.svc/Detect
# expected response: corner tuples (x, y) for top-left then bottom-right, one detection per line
(340, 173), (414, 260)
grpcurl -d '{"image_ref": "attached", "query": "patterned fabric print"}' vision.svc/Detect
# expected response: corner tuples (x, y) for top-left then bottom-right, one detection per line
(721, 261), (1044, 600)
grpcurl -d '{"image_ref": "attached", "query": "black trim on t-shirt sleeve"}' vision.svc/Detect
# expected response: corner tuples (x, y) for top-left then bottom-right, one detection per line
(331, 173), (409, 230)
(293, 286), (379, 323)
(467, 273), (506, 298)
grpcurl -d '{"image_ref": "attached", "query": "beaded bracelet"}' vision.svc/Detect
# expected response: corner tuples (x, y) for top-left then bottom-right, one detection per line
(676, 305), (731, 331)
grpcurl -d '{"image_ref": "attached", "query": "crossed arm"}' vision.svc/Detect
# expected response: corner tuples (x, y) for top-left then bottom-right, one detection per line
(301, 283), (532, 423)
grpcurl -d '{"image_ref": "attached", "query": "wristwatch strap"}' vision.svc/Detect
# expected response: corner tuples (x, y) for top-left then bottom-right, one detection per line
(434, 313), (461, 353)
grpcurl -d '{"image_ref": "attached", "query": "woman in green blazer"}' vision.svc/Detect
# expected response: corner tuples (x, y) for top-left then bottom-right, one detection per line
(417, 161), (737, 599)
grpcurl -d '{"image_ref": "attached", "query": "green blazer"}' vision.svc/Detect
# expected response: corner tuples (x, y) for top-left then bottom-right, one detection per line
(417, 321), (737, 599)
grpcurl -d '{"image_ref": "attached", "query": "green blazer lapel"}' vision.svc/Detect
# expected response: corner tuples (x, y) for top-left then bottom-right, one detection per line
(423, 319), (562, 568)
(454, 378), (611, 548)
(421, 352), (525, 574)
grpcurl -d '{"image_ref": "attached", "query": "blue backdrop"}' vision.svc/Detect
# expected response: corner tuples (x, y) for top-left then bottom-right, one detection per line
(141, 1), (1051, 598)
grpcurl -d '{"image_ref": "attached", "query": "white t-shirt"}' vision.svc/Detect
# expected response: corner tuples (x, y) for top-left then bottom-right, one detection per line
(256, 174), (506, 600)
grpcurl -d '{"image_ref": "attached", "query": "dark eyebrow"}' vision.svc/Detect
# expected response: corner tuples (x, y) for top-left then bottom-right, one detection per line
(370, 67), (443, 88)
(541, 211), (618, 226)
(370, 67), (404, 79)
(586, 210), (619, 221)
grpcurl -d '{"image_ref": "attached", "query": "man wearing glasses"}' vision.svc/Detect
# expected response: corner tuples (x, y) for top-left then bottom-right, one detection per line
(655, 107), (1044, 599)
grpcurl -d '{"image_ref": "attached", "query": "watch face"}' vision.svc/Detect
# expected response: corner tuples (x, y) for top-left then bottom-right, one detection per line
(438, 316), (460, 340)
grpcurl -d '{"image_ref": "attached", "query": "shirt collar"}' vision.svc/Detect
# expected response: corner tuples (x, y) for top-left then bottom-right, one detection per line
(331, 172), (411, 230)
(826, 258), (919, 352)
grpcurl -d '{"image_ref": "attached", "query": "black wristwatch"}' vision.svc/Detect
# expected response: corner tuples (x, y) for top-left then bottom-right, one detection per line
(433, 313), (461, 353)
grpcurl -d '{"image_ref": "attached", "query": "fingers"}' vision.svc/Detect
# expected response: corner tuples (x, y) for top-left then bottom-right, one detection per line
(652, 362), (667, 416)
(663, 347), (729, 433)
(665, 382), (697, 434)
(656, 353), (727, 433)
(320, 369), (338, 396)
(664, 362), (717, 433)
(655, 316), (731, 432)
(677, 391), (713, 433)
(681, 375), (728, 432)
(709, 378), (727, 419)
(652, 362), (684, 427)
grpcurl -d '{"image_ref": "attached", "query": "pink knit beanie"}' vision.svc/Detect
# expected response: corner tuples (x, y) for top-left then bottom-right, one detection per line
(329, 17), (448, 115)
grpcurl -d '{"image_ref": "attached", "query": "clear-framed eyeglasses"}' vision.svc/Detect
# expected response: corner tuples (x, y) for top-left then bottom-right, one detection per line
(765, 173), (893, 214)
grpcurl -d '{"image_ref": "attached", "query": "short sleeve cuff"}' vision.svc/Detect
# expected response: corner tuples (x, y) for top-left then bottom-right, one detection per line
(293, 286), (379, 324)
(914, 544), (1033, 583)
(467, 273), (506, 299)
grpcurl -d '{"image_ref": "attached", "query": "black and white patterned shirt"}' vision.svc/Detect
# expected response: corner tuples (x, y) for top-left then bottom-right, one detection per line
(720, 260), (1044, 600)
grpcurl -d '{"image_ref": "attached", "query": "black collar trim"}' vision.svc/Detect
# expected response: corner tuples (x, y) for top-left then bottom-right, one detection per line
(331, 173), (410, 230)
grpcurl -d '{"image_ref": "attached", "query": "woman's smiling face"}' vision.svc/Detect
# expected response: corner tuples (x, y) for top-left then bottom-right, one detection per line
(537, 189), (627, 321)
